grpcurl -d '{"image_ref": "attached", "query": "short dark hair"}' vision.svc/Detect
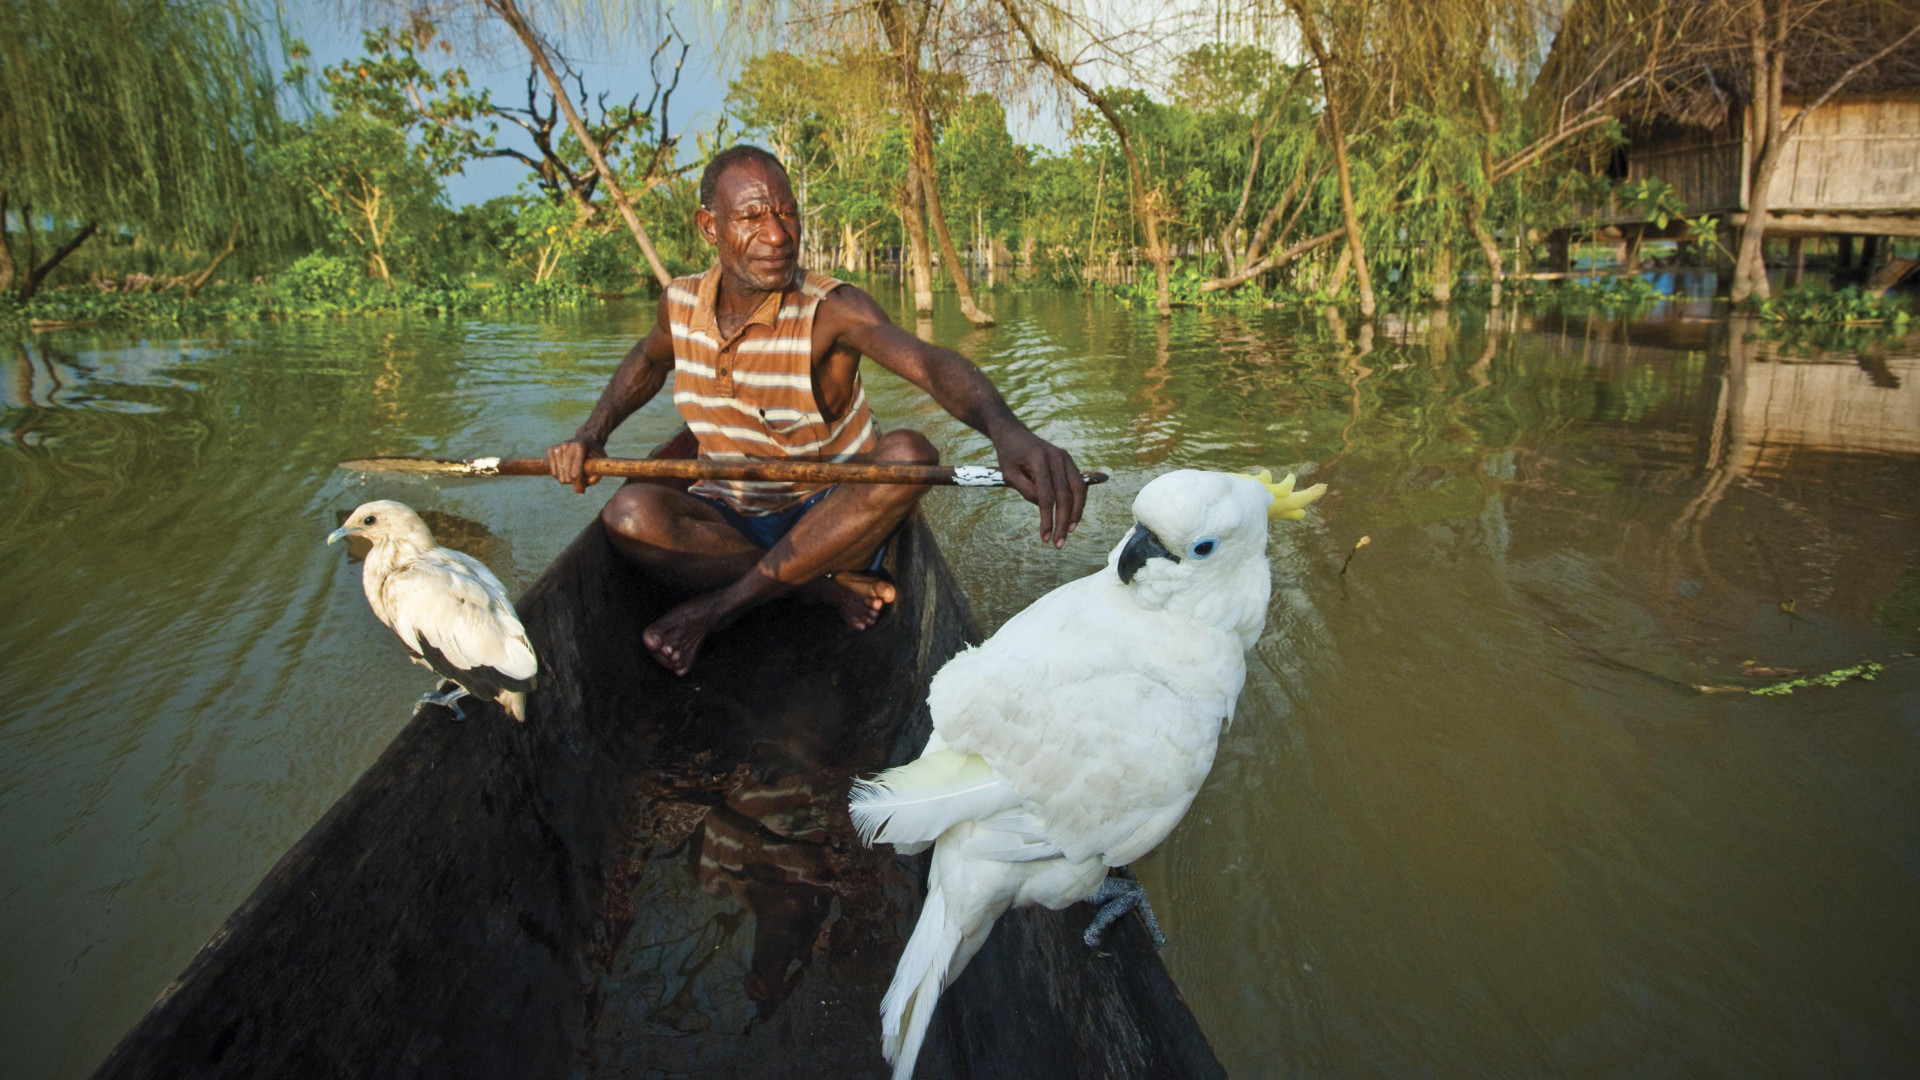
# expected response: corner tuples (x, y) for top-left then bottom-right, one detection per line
(699, 145), (788, 209)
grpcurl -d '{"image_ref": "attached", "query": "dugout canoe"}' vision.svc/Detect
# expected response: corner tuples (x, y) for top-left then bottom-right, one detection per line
(90, 514), (1226, 1079)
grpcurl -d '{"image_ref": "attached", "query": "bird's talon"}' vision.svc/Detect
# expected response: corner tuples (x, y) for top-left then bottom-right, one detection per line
(1082, 867), (1167, 950)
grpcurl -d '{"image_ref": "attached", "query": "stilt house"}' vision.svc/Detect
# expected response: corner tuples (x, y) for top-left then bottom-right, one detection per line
(1539, 3), (1920, 283)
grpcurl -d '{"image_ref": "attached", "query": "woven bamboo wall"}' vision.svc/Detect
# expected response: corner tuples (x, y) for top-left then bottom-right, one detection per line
(1628, 138), (1745, 214)
(1765, 96), (1920, 211)
(1612, 95), (1920, 221)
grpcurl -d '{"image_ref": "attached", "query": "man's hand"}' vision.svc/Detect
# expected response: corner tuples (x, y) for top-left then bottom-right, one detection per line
(822, 285), (1087, 547)
(547, 435), (607, 494)
(993, 429), (1086, 548)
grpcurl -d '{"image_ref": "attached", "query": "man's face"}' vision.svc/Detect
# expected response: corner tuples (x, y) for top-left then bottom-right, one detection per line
(698, 160), (800, 294)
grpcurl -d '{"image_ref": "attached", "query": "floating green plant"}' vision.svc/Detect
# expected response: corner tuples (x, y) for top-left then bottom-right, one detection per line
(1748, 662), (1883, 697)
(1755, 285), (1912, 326)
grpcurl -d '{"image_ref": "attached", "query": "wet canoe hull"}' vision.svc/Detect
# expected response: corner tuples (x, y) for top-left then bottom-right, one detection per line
(91, 517), (1224, 1079)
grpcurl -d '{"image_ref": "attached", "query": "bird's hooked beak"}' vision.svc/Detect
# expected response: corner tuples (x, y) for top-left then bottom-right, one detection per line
(326, 525), (353, 546)
(1117, 524), (1179, 585)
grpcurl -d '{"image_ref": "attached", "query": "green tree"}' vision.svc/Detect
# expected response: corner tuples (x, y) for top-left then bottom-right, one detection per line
(268, 43), (466, 284)
(936, 94), (1026, 279)
(0, 0), (286, 298)
(727, 51), (908, 275)
(268, 112), (446, 284)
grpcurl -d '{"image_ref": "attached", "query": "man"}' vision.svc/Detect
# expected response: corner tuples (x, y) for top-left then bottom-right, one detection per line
(547, 145), (1085, 675)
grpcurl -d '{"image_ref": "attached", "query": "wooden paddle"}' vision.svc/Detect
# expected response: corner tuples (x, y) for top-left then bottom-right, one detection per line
(338, 455), (1109, 488)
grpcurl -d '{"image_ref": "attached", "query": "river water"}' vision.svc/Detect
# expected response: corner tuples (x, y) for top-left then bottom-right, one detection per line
(4, 289), (1918, 1077)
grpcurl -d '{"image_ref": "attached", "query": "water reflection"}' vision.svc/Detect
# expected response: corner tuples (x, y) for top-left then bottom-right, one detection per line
(3, 292), (1919, 1078)
(586, 598), (908, 1078)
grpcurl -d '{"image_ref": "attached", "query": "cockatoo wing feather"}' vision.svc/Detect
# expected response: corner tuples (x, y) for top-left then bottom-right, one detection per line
(934, 635), (1232, 865)
(848, 748), (1023, 847)
(959, 809), (1063, 862)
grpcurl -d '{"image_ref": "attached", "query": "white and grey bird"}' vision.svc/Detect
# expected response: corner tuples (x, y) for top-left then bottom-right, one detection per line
(327, 499), (537, 722)
(850, 468), (1325, 1080)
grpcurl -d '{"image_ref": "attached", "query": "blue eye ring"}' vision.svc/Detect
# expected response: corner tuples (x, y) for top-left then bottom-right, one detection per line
(1187, 537), (1219, 559)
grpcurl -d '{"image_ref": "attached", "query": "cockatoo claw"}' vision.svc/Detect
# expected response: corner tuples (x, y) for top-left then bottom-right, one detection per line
(1082, 867), (1168, 950)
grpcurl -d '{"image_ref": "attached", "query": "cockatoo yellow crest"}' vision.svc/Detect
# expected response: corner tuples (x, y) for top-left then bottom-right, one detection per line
(1233, 467), (1329, 520)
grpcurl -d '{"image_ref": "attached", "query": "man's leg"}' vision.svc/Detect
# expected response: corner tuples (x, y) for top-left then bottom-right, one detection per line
(640, 429), (938, 675)
(599, 481), (768, 594)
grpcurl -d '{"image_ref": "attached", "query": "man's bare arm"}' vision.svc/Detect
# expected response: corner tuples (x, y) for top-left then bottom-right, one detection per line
(823, 287), (1086, 546)
(547, 291), (676, 493)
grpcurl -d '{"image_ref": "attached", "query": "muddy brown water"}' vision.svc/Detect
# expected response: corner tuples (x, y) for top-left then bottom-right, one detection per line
(3, 290), (1918, 1077)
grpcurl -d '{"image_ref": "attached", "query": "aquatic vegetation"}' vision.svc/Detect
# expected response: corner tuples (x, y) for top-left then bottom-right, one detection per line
(0, 276), (601, 331)
(1549, 275), (1672, 311)
(1751, 316), (1915, 356)
(1748, 662), (1883, 696)
(1755, 285), (1912, 326)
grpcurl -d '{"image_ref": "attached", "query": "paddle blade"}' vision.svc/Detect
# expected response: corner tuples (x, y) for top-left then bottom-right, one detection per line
(336, 456), (514, 477)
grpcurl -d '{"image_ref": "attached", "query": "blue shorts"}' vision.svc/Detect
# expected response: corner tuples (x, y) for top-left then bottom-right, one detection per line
(693, 486), (889, 572)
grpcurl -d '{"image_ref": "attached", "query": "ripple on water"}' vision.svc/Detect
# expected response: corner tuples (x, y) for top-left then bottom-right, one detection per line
(4, 294), (1920, 1078)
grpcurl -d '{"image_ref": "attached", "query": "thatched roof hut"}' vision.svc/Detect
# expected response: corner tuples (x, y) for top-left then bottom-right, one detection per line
(1538, 1), (1920, 239)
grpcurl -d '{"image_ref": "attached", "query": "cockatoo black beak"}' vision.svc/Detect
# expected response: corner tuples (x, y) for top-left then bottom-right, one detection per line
(1117, 525), (1179, 584)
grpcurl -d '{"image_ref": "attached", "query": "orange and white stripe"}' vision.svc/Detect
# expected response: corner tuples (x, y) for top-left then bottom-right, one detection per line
(666, 266), (878, 515)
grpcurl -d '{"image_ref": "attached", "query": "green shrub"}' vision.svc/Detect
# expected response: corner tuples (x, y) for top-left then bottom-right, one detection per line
(279, 253), (365, 307)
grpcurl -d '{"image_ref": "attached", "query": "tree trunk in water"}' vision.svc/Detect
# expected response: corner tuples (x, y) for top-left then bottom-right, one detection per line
(875, 0), (992, 326)
(1085, 154), (1105, 279)
(20, 220), (98, 301)
(1733, 156), (1777, 302)
(1467, 203), (1503, 306)
(1732, 16), (1782, 304)
(902, 159), (935, 314)
(0, 189), (15, 295)
(1431, 245), (1454, 304)
(1320, 76), (1374, 317)
(1287, 0), (1373, 317)
(487, 0), (672, 288)
(921, 170), (992, 324)
(184, 222), (243, 300)
(1197, 226), (1345, 293)
(1327, 243), (1353, 298)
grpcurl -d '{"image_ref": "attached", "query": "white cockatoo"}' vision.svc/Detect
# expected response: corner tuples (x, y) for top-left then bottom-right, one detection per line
(327, 500), (537, 722)
(850, 468), (1326, 1079)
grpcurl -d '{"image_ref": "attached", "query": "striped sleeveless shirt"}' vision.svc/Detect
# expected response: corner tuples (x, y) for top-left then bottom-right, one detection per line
(666, 266), (878, 515)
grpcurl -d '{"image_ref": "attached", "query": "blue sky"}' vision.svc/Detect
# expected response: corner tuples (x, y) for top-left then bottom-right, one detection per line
(284, 3), (737, 206)
(282, 1), (1077, 207)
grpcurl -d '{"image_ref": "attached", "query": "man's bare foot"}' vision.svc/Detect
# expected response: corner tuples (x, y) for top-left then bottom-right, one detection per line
(643, 590), (739, 676)
(812, 571), (895, 630)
